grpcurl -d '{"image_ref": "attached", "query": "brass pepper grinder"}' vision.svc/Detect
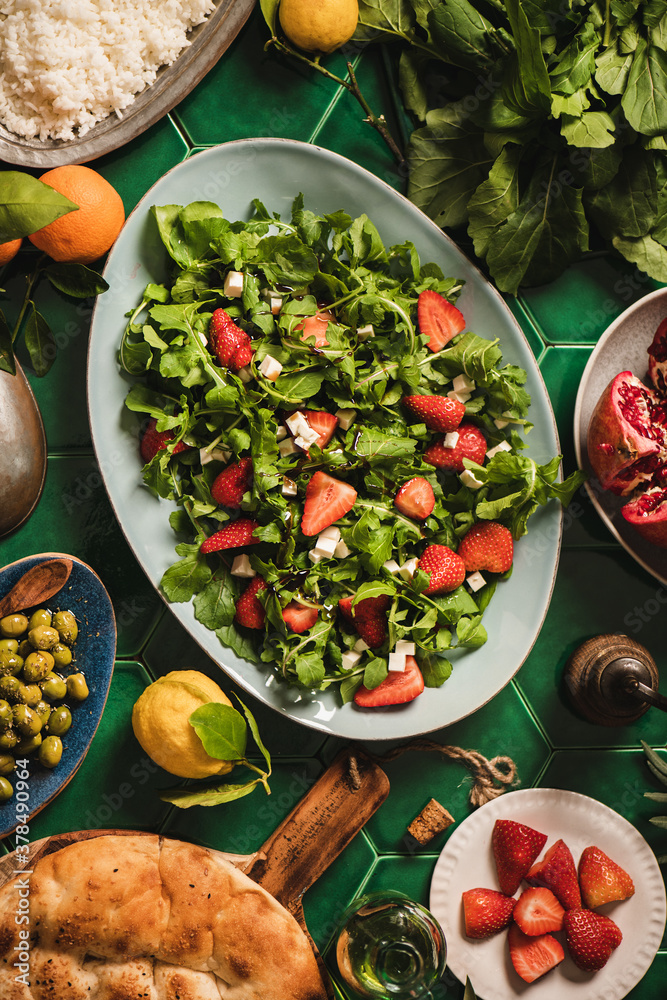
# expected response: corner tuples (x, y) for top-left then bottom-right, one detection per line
(564, 634), (667, 726)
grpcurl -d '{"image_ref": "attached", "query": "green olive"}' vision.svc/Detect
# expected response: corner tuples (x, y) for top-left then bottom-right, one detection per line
(0, 614), (28, 638)
(0, 730), (18, 751)
(0, 754), (15, 776)
(38, 735), (62, 769)
(27, 626), (59, 651)
(13, 704), (42, 737)
(17, 639), (33, 659)
(46, 705), (72, 737)
(66, 673), (89, 701)
(0, 701), (13, 730)
(18, 684), (43, 708)
(41, 674), (67, 702)
(0, 650), (23, 677)
(0, 676), (22, 702)
(16, 733), (42, 755)
(0, 639), (18, 655)
(51, 643), (72, 669)
(0, 777), (12, 802)
(52, 610), (78, 645)
(28, 609), (52, 630)
(23, 650), (54, 684)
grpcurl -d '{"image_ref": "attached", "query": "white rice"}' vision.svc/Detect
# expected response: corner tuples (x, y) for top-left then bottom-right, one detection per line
(0, 0), (216, 141)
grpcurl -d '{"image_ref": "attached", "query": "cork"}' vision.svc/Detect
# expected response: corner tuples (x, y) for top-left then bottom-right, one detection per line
(407, 798), (455, 845)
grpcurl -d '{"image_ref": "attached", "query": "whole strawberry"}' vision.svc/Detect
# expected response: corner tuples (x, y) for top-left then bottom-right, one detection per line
(211, 457), (253, 508)
(234, 576), (266, 630)
(461, 888), (516, 939)
(424, 422), (486, 471)
(458, 521), (514, 573)
(578, 845), (635, 909)
(338, 594), (390, 648)
(208, 308), (254, 373)
(200, 518), (260, 554)
(403, 394), (465, 433)
(563, 909), (622, 972)
(418, 544), (466, 595)
(139, 417), (190, 464)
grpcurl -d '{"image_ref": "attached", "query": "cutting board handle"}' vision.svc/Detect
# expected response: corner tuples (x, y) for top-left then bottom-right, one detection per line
(246, 745), (390, 913)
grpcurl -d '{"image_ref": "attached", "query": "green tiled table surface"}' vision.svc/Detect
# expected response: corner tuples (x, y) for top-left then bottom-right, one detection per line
(1, 11), (666, 999)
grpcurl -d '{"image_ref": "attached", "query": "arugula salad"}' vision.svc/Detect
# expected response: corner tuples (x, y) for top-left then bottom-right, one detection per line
(119, 196), (582, 707)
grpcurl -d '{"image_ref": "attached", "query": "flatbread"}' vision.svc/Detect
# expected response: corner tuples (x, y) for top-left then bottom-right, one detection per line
(0, 834), (328, 1000)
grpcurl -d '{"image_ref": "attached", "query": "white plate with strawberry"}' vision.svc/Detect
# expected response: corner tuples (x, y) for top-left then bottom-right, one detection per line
(429, 787), (666, 1000)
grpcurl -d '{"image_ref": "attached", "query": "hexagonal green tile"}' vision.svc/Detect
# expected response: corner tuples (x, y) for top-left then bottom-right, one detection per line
(624, 952), (667, 999)
(303, 829), (377, 953)
(96, 114), (190, 212)
(539, 344), (593, 474)
(505, 297), (547, 362)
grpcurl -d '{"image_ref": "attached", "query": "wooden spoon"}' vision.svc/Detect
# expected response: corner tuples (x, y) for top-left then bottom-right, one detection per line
(0, 361), (47, 538)
(0, 558), (73, 619)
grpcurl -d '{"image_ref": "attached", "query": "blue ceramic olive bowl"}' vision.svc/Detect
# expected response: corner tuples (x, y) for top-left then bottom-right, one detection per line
(0, 553), (116, 838)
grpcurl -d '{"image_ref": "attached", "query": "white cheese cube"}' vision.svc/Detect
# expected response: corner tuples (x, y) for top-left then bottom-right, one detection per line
(334, 539), (351, 559)
(270, 297), (282, 315)
(313, 533), (339, 558)
(342, 649), (362, 671)
(231, 554), (256, 577)
(318, 525), (341, 542)
(278, 437), (299, 457)
(447, 390), (471, 403)
(200, 447), (231, 466)
(453, 373), (475, 393)
(336, 408), (357, 430)
(282, 477), (297, 497)
(357, 324), (375, 340)
(353, 638), (369, 652)
(259, 355), (282, 381)
(294, 435), (311, 451)
(308, 549), (324, 564)
(237, 365), (252, 383)
(286, 411), (309, 436)
(223, 271), (244, 297)
(388, 652), (407, 672)
(395, 640), (416, 656)
(486, 441), (512, 460)
(460, 469), (485, 490)
(494, 417), (510, 429)
(276, 425), (287, 441)
(443, 431), (460, 449)
(398, 558), (419, 581)
(383, 559), (401, 575)
(466, 571), (487, 592)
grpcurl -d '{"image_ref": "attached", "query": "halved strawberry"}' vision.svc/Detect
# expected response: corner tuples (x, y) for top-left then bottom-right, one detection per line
(462, 888), (516, 939)
(304, 410), (338, 450)
(513, 887), (564, 936)
(424, 423), (486, 471)
(234, 576), (266, 629)
(403, 394), (466, 433)
(139, 418), (190, 464)
(458, 521), (514, 573)
(578, 845), (635, 909)
(563, 909), (622, 972)
(208, 308), (253, 372)
(418, 545), (466, 595)
(508, 923), (564, 984)
(200, 518), (260, 554)
(354, 655), (424, 708)
(211, 457), (253, 508)
(492, 819), (548, 897)
(338, 594), (390, 649)
(417, 290), (465, 352)
(282, 601), (319, 633)
(395, 478), (435, 520)
(301, 471), (357, 536)
(526, 839), (581, 910)
(296, 308), (334, 348)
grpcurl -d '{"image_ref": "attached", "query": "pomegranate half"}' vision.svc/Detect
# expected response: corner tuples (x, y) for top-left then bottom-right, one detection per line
(621, 486), (667, 547)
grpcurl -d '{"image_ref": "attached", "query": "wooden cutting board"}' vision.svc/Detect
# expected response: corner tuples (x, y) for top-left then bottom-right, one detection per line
(0, 746), (390, 997)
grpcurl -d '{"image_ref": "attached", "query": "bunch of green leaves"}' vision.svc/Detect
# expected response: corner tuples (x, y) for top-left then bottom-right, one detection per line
(351, 0), (667, 292)
(120, 196), (583, 702)
(0, 171), (108, 376)
(642, 739), (667, 863)
(160, 695), (272, 807)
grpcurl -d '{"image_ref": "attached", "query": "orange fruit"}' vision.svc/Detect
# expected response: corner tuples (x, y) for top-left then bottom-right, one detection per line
(29, 165), (125, 264)
(0, 239), (22, 266)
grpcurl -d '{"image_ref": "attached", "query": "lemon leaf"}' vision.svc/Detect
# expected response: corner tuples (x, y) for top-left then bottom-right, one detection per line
(234, 695), (272, 774)
(189, 703), (247, 760)
(160, 779), (262, 808)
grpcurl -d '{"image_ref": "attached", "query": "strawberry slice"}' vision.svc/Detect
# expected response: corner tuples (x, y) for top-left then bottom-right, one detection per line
(304, 410), (338, 451)
(403, 394), (465, 433)
(578, 845), (635, 909)
(395, 477), (435, 520)
(338, 594), (390, 649)
(492, 819), (548, 897)
(301, 471), (357, 536)
(563, 909), (622, 972)
(211, 457), (253, 508)
(458, 521), (514, 573)
(424, 423), (486, 471)
(208, 308), (253, 372)
(513, 888), (564, 936)
(417, 290), (465, 352)
(234, 576), (266, 629)
(200, 518), (260, 554)
(508, 923), (564, 983)
(526, 839), (582, 910)
(139, 417), (190, 464)
(461, 888), (516, 939)
(296, 308), (334, 348)
(282, 601), (319, 633)
(418, 545), (466, 595)
(354, 655), (424, 708)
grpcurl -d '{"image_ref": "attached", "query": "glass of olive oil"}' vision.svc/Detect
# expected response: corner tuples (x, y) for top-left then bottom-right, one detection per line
(335, 891), (447, 999)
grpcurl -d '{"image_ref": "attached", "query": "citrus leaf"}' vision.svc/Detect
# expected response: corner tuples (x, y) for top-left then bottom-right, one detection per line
(160, 779), (261, 808)
(0, 171), (78, 241)
(0, 309), (15, 375)
(24, 304), (56, 377)
(463, 978), (478, 1000)
(189, 702), (248, 761)
(234, 695), (272, 773)
(45, 261), (108, 298)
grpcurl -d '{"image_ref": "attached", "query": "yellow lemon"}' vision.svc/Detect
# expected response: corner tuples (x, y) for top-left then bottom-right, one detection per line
(279, 0), (359, 54)
(131, 669), (235, 779)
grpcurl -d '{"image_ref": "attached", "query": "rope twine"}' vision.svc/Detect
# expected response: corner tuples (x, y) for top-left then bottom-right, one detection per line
(359, 739), (518, 807)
